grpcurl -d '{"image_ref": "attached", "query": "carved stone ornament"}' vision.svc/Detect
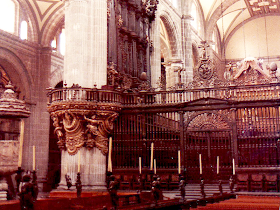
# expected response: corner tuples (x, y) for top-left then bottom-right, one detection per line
(186, 111), (230, 131)
(48, 101), (120, 155)
(0, 82), (30, 118)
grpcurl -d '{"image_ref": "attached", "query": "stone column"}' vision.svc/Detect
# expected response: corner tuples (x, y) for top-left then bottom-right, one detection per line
(150, 14), (161, 89)
(64, 0), (107, 88)
(181, 15), (193, 84)
(56, 0), (111, 190)
(48, 101), (119, 190)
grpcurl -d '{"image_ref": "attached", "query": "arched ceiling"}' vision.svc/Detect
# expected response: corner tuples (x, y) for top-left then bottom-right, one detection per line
(198, 0), (280, 42)
(24, 0), (63, 31)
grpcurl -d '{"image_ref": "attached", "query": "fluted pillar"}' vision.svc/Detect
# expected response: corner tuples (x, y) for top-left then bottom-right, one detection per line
(64, 0), (107, 88)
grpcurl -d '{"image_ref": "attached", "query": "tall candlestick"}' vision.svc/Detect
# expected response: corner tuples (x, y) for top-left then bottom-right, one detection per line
(65, 161), (68, 174)
(233, 158), (235, 175)
(150, 142), (154, 170)
(154, 159), (156, 174)
(199, 154), (202, 175)
(33, 145), (35, 171)
(178, 150), (181, 174)
(18, 119), (24, 167)
(78, 150), (81, 173)
(139, 157), (142, 174)
(108, 137), (112, 172)
(217, 156), (219, 174)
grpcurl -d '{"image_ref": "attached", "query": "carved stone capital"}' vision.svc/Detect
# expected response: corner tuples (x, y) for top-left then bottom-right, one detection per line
(48, 101), (120, 155)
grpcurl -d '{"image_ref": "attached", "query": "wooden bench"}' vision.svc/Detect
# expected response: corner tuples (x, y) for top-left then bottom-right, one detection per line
(118, 194), (141, 206)
(236, 173), (249, 191)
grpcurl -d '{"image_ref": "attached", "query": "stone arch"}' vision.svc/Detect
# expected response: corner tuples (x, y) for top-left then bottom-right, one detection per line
(205, 0), (239, 41)
(18, 0), (39, 43)
(159, 11), (181, 60)
(50, 66), (63, 88)
(186, 111), (232, 131)
(40, 6), (65, 47)
(0, 47), (33, 100)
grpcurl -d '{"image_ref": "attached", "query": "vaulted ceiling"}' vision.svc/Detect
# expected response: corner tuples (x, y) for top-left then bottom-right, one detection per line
(25, 0), (63, 30)
(24, 0), (280, 59)
(198, 0), (280, 41)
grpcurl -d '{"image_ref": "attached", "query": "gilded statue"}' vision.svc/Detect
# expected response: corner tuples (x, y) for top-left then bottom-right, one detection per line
(84, 112), (118, 155)
(63, 111), (84, 155)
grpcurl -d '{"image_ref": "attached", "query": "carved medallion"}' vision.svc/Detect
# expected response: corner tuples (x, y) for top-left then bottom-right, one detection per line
(198, 60), (214, 80)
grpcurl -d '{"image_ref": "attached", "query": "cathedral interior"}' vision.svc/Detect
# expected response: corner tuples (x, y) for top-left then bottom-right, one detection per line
(1, 0), (280, 207)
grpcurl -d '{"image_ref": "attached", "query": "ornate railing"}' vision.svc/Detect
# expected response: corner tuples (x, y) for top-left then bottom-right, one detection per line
(47, 83), (280, 107)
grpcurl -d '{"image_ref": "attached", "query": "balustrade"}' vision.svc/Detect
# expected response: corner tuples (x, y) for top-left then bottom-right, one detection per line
(47, 83), (280, 107)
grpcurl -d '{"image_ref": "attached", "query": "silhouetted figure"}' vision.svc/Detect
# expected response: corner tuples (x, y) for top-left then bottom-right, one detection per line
(108, 175), (119, 210)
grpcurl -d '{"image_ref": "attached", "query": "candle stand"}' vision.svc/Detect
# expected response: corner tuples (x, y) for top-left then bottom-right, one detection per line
(32, 170), (38, 200)
(179, 174), (186, 202)
(151, 175), (161, 206)
(218, 179), (223, 195)
(19, 173), (38, 210)
(137, 174), (143, 193)
(76, 172), (82, 198)
(200, 176), (206, 199)
(15, 167), (23, 193)
(107, 175), (119, 210)
(229, 175), (235, 193)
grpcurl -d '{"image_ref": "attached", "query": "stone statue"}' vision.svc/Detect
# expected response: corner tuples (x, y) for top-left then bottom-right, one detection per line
(65, 174), (72, 190)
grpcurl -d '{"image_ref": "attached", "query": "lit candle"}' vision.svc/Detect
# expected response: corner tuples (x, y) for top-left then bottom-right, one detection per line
(18, 119), (24, 167)
(150, 142), (154, 170)
(78, 150), (81, 173)
(178, 150), (181, 174)
(199, 154), (202, 175)
(217, 156), (219, 174)
(108, 137), (112, 172)
(154, 159), (156, 174)
(33, 145), (35, 171)
(233, 158), (235, 175)
(139, 157), (142, 174)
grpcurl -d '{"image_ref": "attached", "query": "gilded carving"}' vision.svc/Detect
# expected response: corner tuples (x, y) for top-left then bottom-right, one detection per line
(84, 112), (118, 155)
(186, 111), (231, 131)
(48, 101), (119, 155)
(63, 112), (84, 155)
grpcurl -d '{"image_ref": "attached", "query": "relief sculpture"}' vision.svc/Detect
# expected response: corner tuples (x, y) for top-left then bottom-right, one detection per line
(63, 112), (84, 155)
(85, 112), (118, 155)
(50, 109), (118, 156)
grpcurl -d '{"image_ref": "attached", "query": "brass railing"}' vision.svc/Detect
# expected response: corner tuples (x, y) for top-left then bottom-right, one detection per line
(47, 83), (280, 106)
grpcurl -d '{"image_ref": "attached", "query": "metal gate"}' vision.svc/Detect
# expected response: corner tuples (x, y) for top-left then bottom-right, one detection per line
(185, 130), (233, 182)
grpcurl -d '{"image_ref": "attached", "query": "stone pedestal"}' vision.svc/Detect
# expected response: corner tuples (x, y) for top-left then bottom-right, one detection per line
(60, 147), (106, 190)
